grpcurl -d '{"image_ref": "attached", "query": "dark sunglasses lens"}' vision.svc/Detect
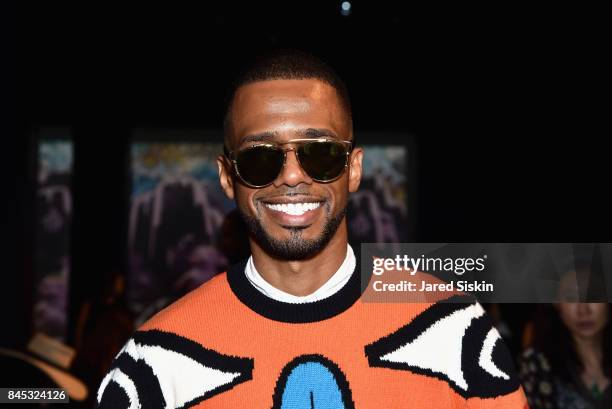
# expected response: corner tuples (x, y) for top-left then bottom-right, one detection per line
(298, 142), (347, 181)
(235, 146), (284, 186)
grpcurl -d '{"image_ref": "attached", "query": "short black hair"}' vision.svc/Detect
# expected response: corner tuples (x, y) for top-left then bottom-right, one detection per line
(223, 49), (352, 148)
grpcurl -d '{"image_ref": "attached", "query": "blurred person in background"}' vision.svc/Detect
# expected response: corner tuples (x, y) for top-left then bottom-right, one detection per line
(70, 269), (134, 408)
(519, 263), (611, 408)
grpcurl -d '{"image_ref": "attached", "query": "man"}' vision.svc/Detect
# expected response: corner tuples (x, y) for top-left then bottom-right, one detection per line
(96, 50), (527, 408)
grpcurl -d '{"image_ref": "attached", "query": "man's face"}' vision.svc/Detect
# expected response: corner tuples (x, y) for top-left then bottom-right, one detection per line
(218, 79), (363, 260)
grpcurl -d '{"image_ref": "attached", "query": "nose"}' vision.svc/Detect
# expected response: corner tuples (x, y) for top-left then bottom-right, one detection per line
(576, 303), (591, 316)
(273, 149), (313, 187)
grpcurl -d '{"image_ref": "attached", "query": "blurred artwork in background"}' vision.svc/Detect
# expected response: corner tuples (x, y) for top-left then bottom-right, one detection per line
(128, 142), (236, 321)
(348, 145), (409, 244)
(35, 137), (73, 341)
(128, 139), (410, 323)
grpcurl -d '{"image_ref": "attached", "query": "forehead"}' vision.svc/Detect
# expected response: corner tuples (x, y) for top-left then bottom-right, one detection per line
(229, 79), (349, 146)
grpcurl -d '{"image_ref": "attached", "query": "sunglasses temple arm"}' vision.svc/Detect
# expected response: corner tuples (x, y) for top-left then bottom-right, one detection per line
(223, 145), (231, 158)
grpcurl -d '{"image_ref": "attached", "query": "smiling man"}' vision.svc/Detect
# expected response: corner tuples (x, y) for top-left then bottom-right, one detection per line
(96, 50), (528, 408)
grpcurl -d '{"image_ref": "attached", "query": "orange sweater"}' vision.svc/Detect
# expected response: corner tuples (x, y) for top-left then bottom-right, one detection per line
(96, 258), (528, 408)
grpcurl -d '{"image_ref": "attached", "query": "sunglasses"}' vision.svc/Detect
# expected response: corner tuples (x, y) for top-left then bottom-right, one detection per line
(225, 138), (354, 188)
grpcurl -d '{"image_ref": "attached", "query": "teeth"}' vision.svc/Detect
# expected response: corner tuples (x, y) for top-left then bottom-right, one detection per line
(264, 202), (321, 216)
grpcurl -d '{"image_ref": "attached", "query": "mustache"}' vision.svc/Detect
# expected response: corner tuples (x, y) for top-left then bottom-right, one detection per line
(256, 187), (322, 199)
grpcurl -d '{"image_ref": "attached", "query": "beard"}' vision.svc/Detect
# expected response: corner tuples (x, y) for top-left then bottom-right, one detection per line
(238, 202), (347, 261)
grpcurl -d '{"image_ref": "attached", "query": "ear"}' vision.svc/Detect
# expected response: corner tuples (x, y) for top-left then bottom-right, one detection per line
(348, 146), (363, 193)
(217, 155), (235, 200)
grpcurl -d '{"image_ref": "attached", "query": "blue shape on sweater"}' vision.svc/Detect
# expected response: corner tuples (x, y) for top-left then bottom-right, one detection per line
(279, 361), (347, 408)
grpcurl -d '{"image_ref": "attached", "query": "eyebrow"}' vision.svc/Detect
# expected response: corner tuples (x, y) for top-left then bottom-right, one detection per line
(240, 131), (279, 145)
(298, 128), (340, 139)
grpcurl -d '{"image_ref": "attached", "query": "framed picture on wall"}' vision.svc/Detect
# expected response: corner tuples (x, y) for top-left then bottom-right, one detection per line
(33, 127), (73, 341)
(348, 131), (416, 245)
(127, 130), (240, 322)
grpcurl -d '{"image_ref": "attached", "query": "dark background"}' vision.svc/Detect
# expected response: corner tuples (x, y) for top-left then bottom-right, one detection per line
(6, 0), (608, 356)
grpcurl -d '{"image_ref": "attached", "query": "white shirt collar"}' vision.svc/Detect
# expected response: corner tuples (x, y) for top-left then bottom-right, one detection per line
(245, 244), (356, 303)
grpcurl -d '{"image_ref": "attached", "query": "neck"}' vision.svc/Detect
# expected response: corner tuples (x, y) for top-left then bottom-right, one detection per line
(249, 222), (349, 296)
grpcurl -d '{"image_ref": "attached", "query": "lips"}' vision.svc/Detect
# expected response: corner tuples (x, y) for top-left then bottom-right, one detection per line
(576, 321), (595, 329)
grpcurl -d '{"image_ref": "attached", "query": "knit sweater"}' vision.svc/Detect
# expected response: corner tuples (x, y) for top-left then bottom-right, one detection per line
(96, 257), (528, 408)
